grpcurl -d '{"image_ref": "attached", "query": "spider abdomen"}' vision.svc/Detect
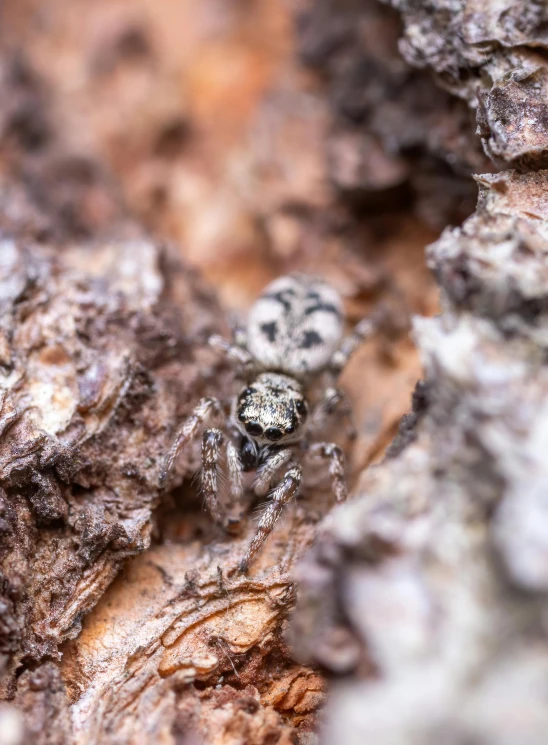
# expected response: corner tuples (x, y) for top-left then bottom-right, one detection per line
(246, 274), (344, 377)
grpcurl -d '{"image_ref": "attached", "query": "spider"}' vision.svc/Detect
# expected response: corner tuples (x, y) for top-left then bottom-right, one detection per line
(159, 273), (379, 572)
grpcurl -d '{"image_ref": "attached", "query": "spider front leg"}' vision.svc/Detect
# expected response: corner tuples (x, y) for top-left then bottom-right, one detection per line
(203, 433), (247, 530)
(201, 428), (226, 524)
(209, 334), (254, 379)
(240, 464), (302, 573)
(306, 442), (348, 503)
(226, 439), (244, 503)
(254, 448), (293, 497)
(159, 397), (224, 488)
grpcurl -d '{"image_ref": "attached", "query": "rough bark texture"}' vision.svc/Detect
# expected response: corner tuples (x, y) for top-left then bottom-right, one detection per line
(0, 235), (221, 684)
(0, 69), (325, 740)
(1, 1), (546, 744)
(385, 0), (548, 169)
(295, 0), (492, 228)
(291, 3), (548, 745)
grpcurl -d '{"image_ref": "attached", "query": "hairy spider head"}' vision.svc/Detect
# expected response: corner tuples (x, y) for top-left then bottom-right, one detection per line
(234, 372), (308, 447)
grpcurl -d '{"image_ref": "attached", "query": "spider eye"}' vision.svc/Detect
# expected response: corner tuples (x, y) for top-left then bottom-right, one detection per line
(265, 427), (283, 441)
(295, 400), (307, 416)
(285, 423), (296, 435)
(245, 421), (263, 437)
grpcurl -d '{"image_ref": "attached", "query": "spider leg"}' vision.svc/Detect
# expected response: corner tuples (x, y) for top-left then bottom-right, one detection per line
(306, 442), (348, 503)
(226, 439), (244, 503)
(231, 322), (248, 350)
(222, 438), (247, 533)
(329, 309), (382, 378)
(201, 428), (225, 524)
(239, 464), (302, 573)
(159, 397), (224, 488)
(225, 309), (247, 349)
(209, 334), (254, 379)
(310, 386), (356, 439)
(254, 448), (293, 497)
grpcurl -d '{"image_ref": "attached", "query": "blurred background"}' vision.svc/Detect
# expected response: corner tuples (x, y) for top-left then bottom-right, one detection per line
(1, 0), (488, 295)
(0, 0), (490, 473)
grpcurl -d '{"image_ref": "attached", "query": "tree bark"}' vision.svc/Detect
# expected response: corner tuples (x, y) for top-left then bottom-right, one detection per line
(2, 1), (547, 744)
(291, 3), (548, 745)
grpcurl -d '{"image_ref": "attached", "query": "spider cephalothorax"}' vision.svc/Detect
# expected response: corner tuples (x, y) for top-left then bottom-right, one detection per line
(235, 373), (308, 447)
(160, 273), (378, 571)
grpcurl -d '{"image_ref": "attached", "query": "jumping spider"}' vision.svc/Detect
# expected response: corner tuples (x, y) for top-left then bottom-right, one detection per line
(160, 274), (379, 572)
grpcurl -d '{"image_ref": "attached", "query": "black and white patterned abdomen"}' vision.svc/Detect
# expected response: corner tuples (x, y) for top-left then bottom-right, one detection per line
(246, 274), (344, 376)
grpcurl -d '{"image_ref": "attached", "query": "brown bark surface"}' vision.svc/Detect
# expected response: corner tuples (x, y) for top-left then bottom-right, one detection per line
(1, 1), (545, 744)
